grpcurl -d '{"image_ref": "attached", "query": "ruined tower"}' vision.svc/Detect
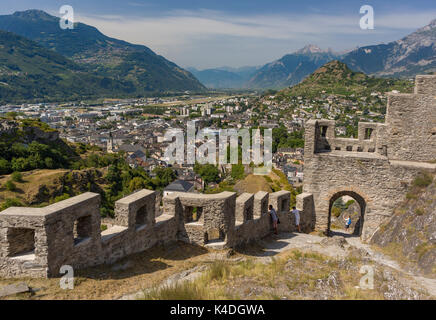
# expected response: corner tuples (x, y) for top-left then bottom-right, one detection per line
(300, 75), (436, 241)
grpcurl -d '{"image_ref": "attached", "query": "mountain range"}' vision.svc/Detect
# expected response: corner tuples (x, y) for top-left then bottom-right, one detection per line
(0, 30), (137, 103)
(342, 19), (436, 78)
(0, 9), (205, 102)
(0, 9), (435, 101)
(187, 66), (260, 89)
(192, 20), (436, 90)
(246, 45), (340, 89)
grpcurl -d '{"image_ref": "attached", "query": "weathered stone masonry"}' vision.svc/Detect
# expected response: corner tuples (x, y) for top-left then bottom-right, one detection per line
(0, 188), (311, 278)
(300, 75), (436, 241)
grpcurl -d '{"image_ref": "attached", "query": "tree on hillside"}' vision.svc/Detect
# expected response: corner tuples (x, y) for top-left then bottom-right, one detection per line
(194, 163), (220, 185)
(231, 164), (245, 180)
(152, 167), (176, 190)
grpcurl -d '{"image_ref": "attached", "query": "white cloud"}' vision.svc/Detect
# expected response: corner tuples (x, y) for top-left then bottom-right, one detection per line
(75, 9), (436, 68)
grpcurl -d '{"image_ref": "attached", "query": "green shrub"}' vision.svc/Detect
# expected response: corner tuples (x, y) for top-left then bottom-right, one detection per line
(406, 192), (417, 200)
(0, 158), (11, 175)
(415, 208), (425, 216)
(231, 164), (245, 180)
(4, 180), (16, 191)
(345, 199), (355, 209)
(332, 207), (342, 218)
(415, 242), (435, 259)
(53, 193), (70, 203)
(10, 171), (23, 182)
(0, 198), (23, 211)
(413, 173), (433, 188)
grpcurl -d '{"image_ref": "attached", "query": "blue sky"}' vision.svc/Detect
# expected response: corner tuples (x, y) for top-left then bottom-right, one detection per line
(2, 1), (436, 69)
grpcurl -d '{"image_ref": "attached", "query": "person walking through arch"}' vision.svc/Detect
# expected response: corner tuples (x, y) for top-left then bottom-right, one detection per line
(344, 215), (352, 233)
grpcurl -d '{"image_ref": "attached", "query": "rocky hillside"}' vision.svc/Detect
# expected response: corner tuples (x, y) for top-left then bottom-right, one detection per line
(371, 172), (436, 277)
(0, 10), (206, 96)
(276, 60), (413, 99)
(342, 19), (436, 78)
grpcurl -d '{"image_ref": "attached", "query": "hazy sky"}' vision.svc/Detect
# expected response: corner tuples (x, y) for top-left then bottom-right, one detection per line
(2, 0), (436, 69)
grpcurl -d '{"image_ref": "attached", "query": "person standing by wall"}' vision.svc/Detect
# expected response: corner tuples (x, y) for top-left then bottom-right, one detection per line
(269, 204), (278, 235)
(291, 206), (301, 233)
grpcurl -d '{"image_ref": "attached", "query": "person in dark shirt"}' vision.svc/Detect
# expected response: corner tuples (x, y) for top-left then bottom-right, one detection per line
(269, 204), (278, 235)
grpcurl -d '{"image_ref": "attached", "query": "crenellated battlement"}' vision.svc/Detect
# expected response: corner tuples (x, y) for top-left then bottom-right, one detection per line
(305, 119), (380, 155)
(414, 75), (436, 95)
(305, 75), (436, 162)
(0, 190), (314, 278)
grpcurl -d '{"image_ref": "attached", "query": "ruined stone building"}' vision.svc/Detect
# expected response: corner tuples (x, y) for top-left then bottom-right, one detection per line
(301, 75), (436, 241)
(0, 75), (435, 278)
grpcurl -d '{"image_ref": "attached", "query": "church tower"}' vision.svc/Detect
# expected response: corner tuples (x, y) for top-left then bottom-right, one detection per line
(107, 132), (114, 153)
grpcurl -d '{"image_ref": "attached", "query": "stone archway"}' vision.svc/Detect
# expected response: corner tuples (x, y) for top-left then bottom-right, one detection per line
(327, 191), (366, 237)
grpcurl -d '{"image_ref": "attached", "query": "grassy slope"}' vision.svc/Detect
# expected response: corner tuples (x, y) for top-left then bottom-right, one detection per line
(0, 167), (109, 207)
(232, 169), (296, 194)
(233, 174), (273, 194)
(0, 169), (68, 204)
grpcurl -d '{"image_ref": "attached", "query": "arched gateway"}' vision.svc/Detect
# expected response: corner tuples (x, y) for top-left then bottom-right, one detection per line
(328, 191), (366, 237)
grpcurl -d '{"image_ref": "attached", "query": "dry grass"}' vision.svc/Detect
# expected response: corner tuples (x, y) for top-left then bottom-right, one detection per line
(233, 169), (294, 195)
(415, 242), (436, 259)
(143, 282), (217, 300)
(0, 242), (209, 300)
(234, 174), (272, 194)
(1, 241), (417, 300)
(141, 249), (387, 300)
(373, 243), (410, 266)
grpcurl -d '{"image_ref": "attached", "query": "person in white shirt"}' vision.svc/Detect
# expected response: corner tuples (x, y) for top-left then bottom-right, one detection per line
(291, 207), (301, 233)
(343, 215), (352, 233)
